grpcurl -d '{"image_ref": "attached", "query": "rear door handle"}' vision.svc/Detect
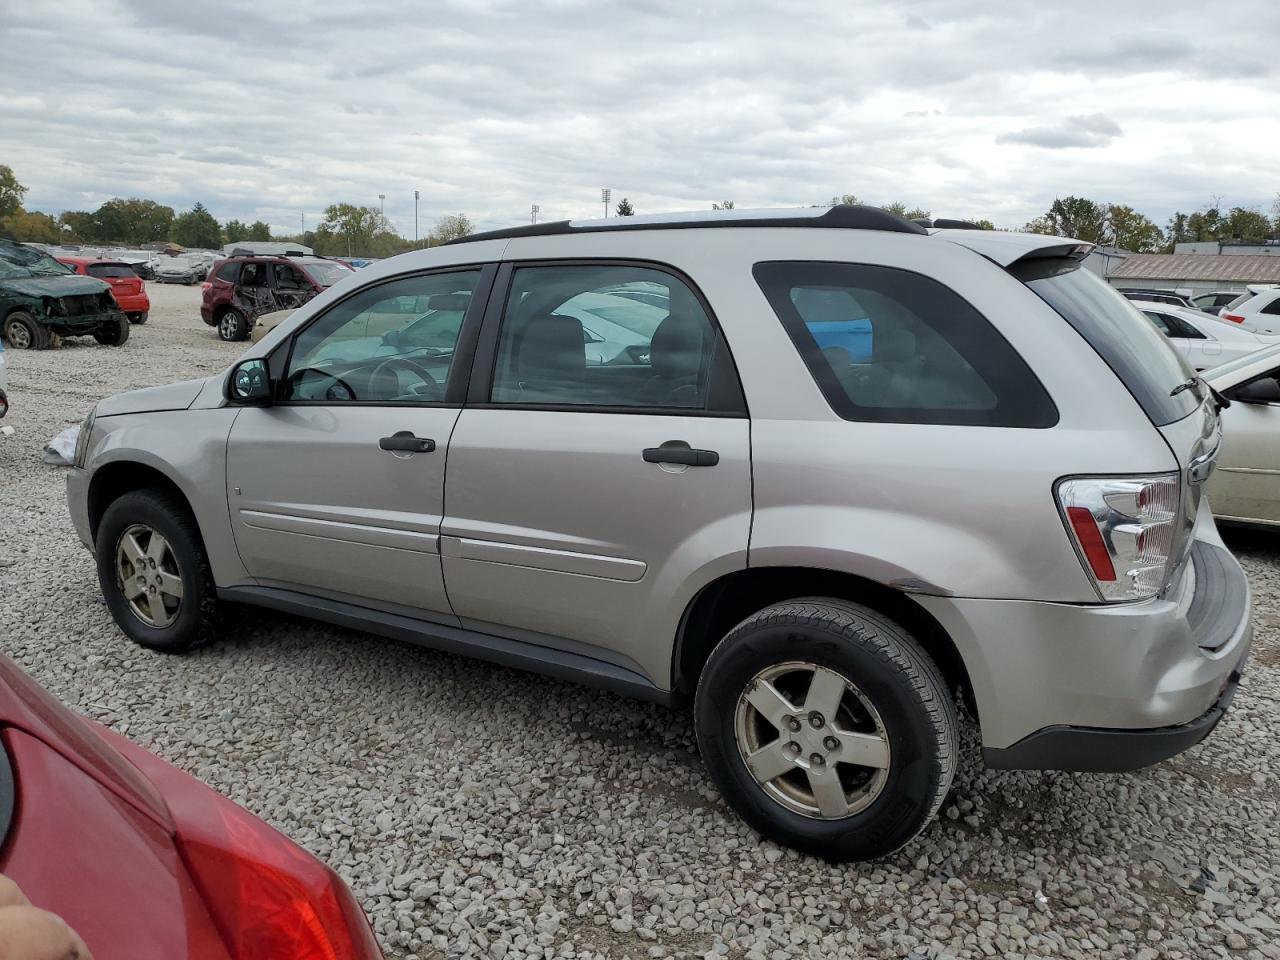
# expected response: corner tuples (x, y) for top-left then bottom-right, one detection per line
(379, 431), (436, 453)
(642, 440), (719, 467)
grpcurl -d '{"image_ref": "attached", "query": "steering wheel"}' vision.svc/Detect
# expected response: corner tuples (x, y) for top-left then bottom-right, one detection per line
(287, 367), (357, 402)
(369, 356), (441, 400)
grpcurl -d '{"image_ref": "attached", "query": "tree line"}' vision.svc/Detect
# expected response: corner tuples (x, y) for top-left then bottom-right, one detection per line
(1022, 195), (1280, 253)
(0, 164), (472, 258)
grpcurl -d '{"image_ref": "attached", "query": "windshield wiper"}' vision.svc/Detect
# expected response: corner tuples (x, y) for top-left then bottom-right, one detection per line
(1169, 377), (1200, 398)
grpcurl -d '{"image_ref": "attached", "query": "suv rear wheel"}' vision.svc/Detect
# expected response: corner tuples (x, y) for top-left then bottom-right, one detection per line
(217, 307), (249, 342)
(695, 598), (957, 861)
(93, 314), (130, 346)
(3, 311), (51, 350)
(95, 489), (221, 653)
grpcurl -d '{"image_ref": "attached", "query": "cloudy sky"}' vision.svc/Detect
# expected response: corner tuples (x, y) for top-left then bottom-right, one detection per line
(3, 0), (1278, 237)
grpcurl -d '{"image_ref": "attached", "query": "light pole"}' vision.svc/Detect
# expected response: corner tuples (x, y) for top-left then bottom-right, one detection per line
(414, 190), (419, 247)
(378, 194), (385, 220)
(531, 203), (540, 225)
(601, 188), (611, 218)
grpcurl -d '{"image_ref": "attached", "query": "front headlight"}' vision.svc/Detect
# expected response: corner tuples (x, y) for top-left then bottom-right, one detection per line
(74, 405), (97, 468)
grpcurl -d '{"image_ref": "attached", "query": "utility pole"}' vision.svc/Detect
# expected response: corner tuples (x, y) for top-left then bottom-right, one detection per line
(414, 190), (419, 247)
(301, 211), (305, 236)
(601, 188), (611, 219)
(531, 203), (540, 225)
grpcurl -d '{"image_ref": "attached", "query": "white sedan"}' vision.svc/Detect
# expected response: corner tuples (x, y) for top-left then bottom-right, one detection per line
(1132, 300), (1280, 371)
(1206, 344), (1280, 527)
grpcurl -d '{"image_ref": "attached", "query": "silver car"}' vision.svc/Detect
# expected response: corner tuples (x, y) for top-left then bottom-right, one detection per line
(66, 206), (1252, 861)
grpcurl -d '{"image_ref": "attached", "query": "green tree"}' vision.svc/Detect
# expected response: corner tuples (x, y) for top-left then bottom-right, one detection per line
(828, 194), (859, 207)
(171, 202), (222, 248)
(1, 209), (61, 244)
(615, 197), (635, 216)
(973, 219), (995, 231)
(1105, 204), (1164, 252)
(58, 211), (95, 242)
(712, 200), (735, 210)
(1023, 196), (1105, 242)
(224, 219), (249, 243)
(1221, 207), (1272, 241)
(313, 203), (403, 257)
(0, 165), (27, 219)
(1165, 212), (1191, 248)
(882, 202), (930, 220)
(91, 198), (174, 245)
(427, 213), (473, 246)
(248, 220), (272, 241)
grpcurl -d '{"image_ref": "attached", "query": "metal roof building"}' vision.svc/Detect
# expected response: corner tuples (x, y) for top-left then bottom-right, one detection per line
(1108, 253), (1280, 295)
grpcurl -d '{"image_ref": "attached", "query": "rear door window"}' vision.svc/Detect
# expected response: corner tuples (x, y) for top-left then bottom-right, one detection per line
(1014, 260), (1197, 426)
(215, 261), (239, 282)
(754, 261), (1056, 427)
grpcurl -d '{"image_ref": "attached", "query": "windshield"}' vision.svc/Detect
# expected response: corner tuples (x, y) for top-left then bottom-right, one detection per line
(0, 260), (28, 280)
(301, 261), (353, 287)
(1014, 259), (1199, 426)
(0, 243), (71, 276)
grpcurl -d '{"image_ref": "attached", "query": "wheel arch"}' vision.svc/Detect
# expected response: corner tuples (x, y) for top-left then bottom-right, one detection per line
(87, 460), (194, 544)
(671, 566), (977, 720)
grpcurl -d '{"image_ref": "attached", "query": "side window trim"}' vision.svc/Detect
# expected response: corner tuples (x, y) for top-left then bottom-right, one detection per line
(272, 262), (498, 407)
(463, 258), (748, 417)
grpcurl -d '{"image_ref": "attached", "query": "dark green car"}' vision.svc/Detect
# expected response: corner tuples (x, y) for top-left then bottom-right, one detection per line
(0, 240), (130, 349)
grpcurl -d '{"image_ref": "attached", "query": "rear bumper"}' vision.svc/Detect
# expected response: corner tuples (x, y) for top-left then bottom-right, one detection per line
(114, 293), (149, 312)
(915, 537), (1252, 761)
(984, 655), (1245, 772)
(199, 303), (216, 325)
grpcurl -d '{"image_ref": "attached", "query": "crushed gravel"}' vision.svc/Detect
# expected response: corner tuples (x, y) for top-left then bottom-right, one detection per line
(1, 283), (1278, 960)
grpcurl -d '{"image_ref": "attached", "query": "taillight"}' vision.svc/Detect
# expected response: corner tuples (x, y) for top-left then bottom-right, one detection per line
(179, 820), (383, 960)
(1056, 474), (1181, 601)
(1222, 313), (1245, 324)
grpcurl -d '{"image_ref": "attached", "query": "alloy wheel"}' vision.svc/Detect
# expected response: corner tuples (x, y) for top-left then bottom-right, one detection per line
(115, 524), (183, 628)
(734, 660), (891, 819)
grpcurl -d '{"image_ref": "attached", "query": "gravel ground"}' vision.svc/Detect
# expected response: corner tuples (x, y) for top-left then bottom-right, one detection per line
(1, 282), (1278, 960)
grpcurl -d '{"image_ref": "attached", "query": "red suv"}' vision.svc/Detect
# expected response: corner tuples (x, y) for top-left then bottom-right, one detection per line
(200, 253), (353, 341)
(57, 257), (151, 324)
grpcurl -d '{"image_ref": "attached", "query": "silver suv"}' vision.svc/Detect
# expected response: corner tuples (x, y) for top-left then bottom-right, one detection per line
(66, 206), (1252, 861)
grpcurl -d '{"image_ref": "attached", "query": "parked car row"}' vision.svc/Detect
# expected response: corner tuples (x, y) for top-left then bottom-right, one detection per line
(1134, 299), (1280, 371)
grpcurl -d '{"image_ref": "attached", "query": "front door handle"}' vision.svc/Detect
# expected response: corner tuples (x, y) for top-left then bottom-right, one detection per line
(642, 440), (719, 467)
(379, 431), (436, 453)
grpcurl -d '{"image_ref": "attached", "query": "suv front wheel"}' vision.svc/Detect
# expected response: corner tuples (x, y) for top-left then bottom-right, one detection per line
(695, 598), (957, 862)
(95, 489), (222, 653)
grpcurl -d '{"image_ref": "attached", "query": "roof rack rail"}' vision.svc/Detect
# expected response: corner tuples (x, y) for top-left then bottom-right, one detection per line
(916, 217), (985, 231)
(447, 204), (929, 245)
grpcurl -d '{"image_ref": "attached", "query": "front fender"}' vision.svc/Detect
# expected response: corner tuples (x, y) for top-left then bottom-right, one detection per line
(86, 410), (248, 586)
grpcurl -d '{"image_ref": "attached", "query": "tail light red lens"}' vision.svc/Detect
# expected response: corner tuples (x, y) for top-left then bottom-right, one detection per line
(1065, 507), (1116, 581)
(1222, 313), (1245, 323)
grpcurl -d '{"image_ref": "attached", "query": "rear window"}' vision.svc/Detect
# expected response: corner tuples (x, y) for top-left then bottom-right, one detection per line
(1014, 260), (1198, 426)
(87, 263), (136, 279)
(754, 261), (1057, 427)
(1225, 291), (1255, 310)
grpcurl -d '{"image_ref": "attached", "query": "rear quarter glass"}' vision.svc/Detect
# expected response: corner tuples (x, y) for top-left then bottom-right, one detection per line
(753, 260), (1058, 427)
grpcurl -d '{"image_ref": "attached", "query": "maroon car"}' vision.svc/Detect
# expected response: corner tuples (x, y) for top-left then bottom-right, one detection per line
(200, 254), (353, 342)
(0, 654), (382, 960)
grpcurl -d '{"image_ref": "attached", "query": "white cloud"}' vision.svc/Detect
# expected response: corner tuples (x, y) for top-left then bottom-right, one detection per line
(2, 0), (1278, 235)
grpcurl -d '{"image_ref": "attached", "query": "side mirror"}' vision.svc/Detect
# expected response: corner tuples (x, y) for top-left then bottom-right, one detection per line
(227, 358), (273, 405)
(1229, 375), (1280, 405)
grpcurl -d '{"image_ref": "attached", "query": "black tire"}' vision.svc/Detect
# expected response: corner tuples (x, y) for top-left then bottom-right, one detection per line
(95, 489), (221, 654)
(93, 314), (130, 346)
(3, 311), (51, 350)
(217, 308), (249, 342)
(128, 311), (149, 325)
(695, 598), (957, 862)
